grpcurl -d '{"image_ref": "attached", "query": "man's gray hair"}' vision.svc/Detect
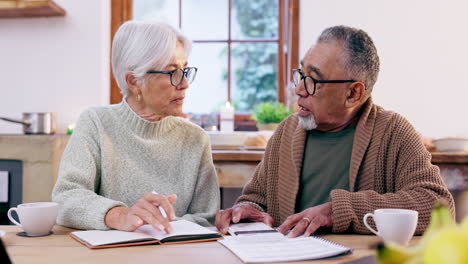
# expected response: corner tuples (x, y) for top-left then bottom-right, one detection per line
(111, 21), (192, 97)
(317, 25), (380, 93)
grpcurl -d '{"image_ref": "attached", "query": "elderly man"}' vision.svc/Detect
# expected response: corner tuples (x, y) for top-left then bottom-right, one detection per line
(215, 25), (454, 237)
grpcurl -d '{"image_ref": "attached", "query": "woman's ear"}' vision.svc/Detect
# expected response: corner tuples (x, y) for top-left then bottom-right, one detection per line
(345, 82), (366, 108)
(125, 72), (141, 96)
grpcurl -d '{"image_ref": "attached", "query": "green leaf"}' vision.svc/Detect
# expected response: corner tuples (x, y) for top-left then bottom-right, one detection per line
(251, 102), (294, 124)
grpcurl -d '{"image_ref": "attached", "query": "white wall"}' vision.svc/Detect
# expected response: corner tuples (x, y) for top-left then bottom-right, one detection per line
(0, 0), (110, 134)
(300, 0), (468, 138)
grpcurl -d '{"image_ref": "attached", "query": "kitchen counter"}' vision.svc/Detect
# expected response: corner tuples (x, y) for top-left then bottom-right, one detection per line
(213, 149), (468, 163)
(0, 134), (69, 203)
(212, 149), (468, 221)
(212, 149), (468, 187)
(430, 152), (468, 163)
(2, 134), (467, 220)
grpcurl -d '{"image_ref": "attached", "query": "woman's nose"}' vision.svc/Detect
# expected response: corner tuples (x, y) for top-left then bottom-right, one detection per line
(176, 76), (189, 90)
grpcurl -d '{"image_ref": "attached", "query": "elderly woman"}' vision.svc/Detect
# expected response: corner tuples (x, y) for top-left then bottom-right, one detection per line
(52, 21), (220, 233)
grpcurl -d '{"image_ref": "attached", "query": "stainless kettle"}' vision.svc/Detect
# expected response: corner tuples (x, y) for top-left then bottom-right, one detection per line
(0, 112), (56, 134)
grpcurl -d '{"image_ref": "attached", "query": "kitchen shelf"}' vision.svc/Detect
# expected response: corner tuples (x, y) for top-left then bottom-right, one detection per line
(0, 0), (65, 18)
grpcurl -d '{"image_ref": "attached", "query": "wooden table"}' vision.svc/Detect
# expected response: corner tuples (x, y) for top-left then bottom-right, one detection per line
(0, 225), (421, 264)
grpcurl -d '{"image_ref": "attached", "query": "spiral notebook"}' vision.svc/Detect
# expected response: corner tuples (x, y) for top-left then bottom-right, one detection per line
(219, 223), (352, 263)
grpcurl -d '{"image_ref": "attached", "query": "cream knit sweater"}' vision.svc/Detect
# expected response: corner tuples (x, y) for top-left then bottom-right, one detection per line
(52, 100), (220, 230)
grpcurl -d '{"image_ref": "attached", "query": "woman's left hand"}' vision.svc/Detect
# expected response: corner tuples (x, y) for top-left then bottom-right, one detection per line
(276, 202), (333, 238)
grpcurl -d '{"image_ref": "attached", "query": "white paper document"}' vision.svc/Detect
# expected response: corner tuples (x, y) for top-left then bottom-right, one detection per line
(228, 222), (277, 236)
(228, 222), (284, 241)
(220, 223), (352, 263)
(136, 220), (219, 241)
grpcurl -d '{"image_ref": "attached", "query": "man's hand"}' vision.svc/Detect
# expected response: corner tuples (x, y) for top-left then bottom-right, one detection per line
(277, 202), (333, 238)
(105, 193), (177, 233)
(215, 203), (274, 234)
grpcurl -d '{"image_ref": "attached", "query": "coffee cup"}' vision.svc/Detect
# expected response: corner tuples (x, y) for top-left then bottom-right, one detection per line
(7, 202), (58, 237)
(363, 209), (418, 245)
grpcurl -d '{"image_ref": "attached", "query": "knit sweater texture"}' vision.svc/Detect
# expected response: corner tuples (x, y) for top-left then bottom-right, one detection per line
(236, 98), (455, 234)
(52, 100), (220, 230)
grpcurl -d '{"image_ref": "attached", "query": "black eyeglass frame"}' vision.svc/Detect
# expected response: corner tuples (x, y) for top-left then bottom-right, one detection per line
(293, 68), (356, 96)
(146, 67), (198, 87)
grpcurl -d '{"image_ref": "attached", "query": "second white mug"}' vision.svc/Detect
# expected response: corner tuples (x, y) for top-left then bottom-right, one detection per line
(363, 208), (418, 245)
(7, 202), (58, 237)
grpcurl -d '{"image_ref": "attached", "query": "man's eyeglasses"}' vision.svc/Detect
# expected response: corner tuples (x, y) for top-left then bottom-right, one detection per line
(292, 69), (355, 96)
(146, 67), (198, 87)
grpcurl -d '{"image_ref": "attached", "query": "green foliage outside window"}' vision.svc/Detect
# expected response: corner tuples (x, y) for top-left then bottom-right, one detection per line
(226, 0), (279, 111)
(251, 102), (294, 124)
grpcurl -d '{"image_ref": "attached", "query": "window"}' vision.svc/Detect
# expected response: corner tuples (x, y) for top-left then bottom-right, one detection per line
(111, 0), (298, 128)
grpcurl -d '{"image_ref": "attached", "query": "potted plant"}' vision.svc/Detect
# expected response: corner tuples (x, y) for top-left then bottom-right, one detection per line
(251, 102), (294, 131)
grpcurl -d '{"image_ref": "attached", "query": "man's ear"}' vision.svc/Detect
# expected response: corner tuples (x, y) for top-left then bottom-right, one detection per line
(345, 82), (366, 108)
(125, 72), (141, 96)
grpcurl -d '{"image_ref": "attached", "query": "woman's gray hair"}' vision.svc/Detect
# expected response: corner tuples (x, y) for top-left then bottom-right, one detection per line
(317, 25), (380, 93)
(111, 21), (192, 97)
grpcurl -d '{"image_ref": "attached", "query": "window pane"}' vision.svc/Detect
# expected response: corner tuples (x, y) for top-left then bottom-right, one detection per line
(231, 42), (278, 111)
(184, 43), (228, 114)
(133, 0), (179, 28)
(231, 0), (279, 40)
(181, 0), (228, 40)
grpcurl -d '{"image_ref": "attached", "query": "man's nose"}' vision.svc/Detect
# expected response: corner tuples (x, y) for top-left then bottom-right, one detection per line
(294, 81), (308, 97)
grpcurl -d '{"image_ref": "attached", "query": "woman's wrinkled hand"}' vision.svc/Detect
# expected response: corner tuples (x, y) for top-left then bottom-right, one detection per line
(105, 192), (177, 233)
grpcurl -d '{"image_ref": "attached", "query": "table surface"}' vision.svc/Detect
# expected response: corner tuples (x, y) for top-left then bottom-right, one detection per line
(0, 225), (421, 264)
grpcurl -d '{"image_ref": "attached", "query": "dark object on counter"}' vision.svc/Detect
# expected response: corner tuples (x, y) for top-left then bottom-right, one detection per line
(0, 239), (12, 264)
(0, 112), (56, 134)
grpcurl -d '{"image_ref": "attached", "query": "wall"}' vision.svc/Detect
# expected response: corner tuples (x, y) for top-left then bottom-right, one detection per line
(299, 0), (468, 138)
(0, 0), (110, 134)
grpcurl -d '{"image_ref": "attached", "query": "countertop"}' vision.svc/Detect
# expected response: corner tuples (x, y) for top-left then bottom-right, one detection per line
(213, 149), (468, 163)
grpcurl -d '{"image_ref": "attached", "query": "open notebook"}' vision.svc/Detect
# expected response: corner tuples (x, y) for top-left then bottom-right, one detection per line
(71, 220), (222, 249)
(219, 223), (352, 263)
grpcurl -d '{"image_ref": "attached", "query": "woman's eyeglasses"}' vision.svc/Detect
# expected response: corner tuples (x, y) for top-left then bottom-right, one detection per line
(147, 67), (198, 87)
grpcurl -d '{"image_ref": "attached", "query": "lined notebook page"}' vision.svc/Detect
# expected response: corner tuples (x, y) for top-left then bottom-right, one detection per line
(219, 236), (352, 263)
(71, 220), (218, 246)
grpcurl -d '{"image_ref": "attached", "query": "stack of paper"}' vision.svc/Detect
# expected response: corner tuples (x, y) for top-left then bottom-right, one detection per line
(220, 223), (352, 263)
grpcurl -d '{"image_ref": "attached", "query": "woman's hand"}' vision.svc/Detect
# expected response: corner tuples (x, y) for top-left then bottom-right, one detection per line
(105, 193), (177, 233)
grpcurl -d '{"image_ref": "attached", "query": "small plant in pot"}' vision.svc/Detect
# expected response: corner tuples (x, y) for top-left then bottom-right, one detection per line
(251, 102), (294, 131)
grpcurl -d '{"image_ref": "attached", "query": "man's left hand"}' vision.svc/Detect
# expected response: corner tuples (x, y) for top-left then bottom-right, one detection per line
(277, 202), (333, 238)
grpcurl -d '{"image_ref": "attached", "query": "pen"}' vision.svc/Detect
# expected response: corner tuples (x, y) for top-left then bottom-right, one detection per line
(151, 191), (168, 219)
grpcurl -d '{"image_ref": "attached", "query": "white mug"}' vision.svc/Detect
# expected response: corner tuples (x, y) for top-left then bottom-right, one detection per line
(7, 202), (58, 237)
(363, 209), (418, 245)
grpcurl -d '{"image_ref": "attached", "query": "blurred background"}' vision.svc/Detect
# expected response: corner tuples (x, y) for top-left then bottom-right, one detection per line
(0, 0), (467, 138)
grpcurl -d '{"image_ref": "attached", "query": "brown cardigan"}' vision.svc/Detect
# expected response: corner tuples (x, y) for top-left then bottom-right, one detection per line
(237, 98), (455, 234)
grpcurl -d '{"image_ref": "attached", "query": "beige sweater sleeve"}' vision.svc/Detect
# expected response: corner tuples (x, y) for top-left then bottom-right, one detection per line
(330, 114), (455, 235)
(179, 133), (221, 226)
(52, 110), (126, 230)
